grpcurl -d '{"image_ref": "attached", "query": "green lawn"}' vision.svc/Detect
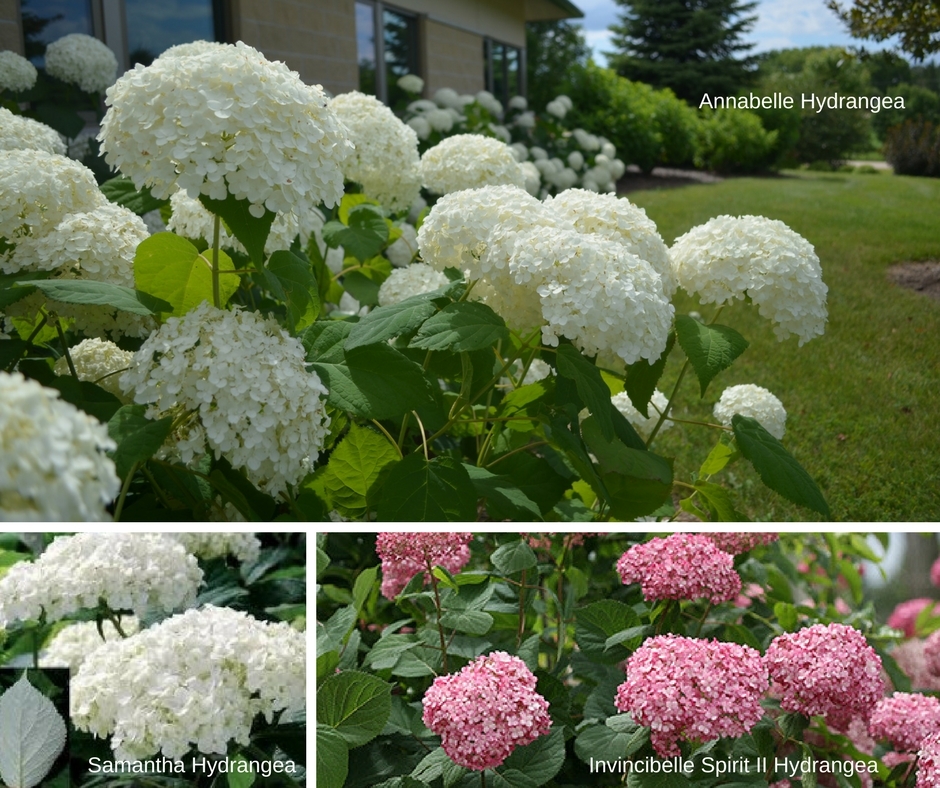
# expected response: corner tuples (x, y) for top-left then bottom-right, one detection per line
(626, 171), (940, 522)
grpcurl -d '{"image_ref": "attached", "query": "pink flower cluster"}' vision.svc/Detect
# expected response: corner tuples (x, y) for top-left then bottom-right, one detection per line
(616, 533), (742, 604)
(925, 632), (940, 677)
(869, 693), (940, 752)
(702, 532), (779, 554)
(614, 635), (768, 757)
(932, 558), (940, 588)
(918, 732), (940, 788)
(375, 532), (472, 599)
(888, 598), (940, 638)
(422, 651), (551, 771)
(765, 623), (885, 729)
(893, 639), (940, 691)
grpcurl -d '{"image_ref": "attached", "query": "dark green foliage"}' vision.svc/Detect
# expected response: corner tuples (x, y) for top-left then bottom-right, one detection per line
(525, 20), (589, 112)
(884, 118), (940, 175)
(871, 82), (940, 139)
(694, 107), (777, 172)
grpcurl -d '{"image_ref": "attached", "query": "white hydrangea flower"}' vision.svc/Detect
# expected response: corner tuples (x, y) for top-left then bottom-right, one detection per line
(611, 390), (672, 440)
(99, 42), (352, 217)
(713, 383), (787, 439)
(573, 129), (600, 151)
(547, 189), (676, 296)
(0, 107), (66, 155)
(510, 228), (675, 364)
(610, 158), (627, 179)
(386, 222), (418, 267)
(671, 215), (828, 345)
(0, 533), (201, 625)
(156, 40), (231, 60)
(0, 50), (37, 92)
(66, 127), (99, 161)
(433, 87), (462, 109)
(53, 338), (134, 401)
(546, 99), (567, 119)
(520, 161), (541, 196)
(502, 357), (553, 389)
(120, 302), (330, 495)
(514, 111), (536, 129)
(408, 99), (438, 113)
(567, 151), (584, 170)
(489, 123), (511, 143)
(71, 605), (305, 760)
(510, 142), (528, 162)
(425, 108), (455, 133)
(407, 115), (431, 140)
(41, 617), (140, 670)
(0, 372), (120, 522)
(44, 33), (117, 93)
(475, 90), (503, 116)
(331, 92), (422, 212)
(170, 532), (261, 563)
(397, 73), (424, 93)
(508, 95), (528, 111)
(378, 263), (448, 306)
(601, 141), (617, 158)
(420, 134), (525, 195)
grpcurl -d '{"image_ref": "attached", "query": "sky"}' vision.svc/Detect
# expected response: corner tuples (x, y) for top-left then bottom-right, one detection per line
(576, 0), (893, 67)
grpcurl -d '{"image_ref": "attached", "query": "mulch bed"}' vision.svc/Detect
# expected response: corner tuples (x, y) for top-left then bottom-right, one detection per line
(887, 261), (940, 301)
(617, 165), (723, 194)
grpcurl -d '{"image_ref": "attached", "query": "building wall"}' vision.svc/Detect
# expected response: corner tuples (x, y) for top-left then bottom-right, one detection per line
(422, 18), (484, 95)
(0, 0), (22, 55)
(397, 0), (526, 48)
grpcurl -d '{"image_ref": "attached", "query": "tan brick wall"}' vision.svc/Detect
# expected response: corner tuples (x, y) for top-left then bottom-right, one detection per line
(423, 20), (484, 96)
(234, 0), (358, 95)
(0, 0), (23, 55)
(397, 0), (526, 48)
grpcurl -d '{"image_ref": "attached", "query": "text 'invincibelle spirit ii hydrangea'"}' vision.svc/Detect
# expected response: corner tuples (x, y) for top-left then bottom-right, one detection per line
(0, 36), (833, 523)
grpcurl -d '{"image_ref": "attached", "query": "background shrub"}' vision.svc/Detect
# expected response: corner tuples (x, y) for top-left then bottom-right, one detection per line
(694, 107), (777, 172)
(885, 118), (940, 176)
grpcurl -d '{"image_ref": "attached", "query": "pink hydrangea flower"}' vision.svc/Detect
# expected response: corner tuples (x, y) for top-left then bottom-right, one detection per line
(925, 631), (940, 678)
(614, 635), (768, 757)
(701, 532), (779, 554)
(918, 732), (940, 788)
(869, 693), (940, 752)
(894, 639), (940, 691)
(932, 558), (940, 588)
(616, 533), (742, 604)
(888, 598), (940, 638)
(375, 532), (471, 599)
(422, 651), (551, 771)
(765, 623), (884, 729)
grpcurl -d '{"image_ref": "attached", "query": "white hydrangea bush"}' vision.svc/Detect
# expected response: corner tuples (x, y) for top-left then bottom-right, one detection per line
(0, 50), (37, 93)
(44, 33), (118, 94)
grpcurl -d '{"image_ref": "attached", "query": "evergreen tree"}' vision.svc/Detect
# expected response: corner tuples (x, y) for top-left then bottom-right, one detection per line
(608, 0), (758, 104)
(525, 20), (589, 111)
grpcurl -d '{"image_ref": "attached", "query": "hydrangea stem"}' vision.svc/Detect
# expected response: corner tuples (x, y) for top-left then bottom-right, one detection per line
(211, 213), (222, 309)
(427, 558), (449, 673)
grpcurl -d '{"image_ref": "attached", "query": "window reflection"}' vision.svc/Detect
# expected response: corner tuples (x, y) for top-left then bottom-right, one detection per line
(485, 38), (524, 104)
(356, 1), (376, 96)
(383, 8), (417, 108)
(125, 0), (217, 66)
(21, 0), (93, 65)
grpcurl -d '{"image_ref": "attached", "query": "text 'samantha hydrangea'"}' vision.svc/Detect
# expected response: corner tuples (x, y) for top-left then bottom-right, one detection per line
(702, 533), (779, 554)
(0, 50), (37, 92)
(120, 302), (330, 496)
(422, 651), (551, 770)
(171, 532), (261, 564)
(41, 617), (140, 670)
(616, 533), (742, 603)
(0, 533), (201, 626)
(868, 693), (940, 752)
(44, 33), (117, 93)
(615, 636), (768, 757)
(918, 732), (940, 788)
(0, 372), (119, 522)
(375, 532), (472, 599)
(888, 598), (940, 638)
(0, 107), (66, 155)
(99, 42), (352, 217)
(611, 390), (671, 440)
(671, 215), (828, 345)
(71, 605), (305, 760)
(765, 623), (885, 729)
(53, 338), (134, 401)
(377, 263), (449, 306)
(421, 134), (525, 195)
(713, 384), (787, 440)
(546, 188), (676, 296)
(330, 92), (422, 211)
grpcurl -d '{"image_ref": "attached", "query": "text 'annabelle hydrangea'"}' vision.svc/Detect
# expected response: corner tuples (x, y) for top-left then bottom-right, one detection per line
(615, 635), (768, 757)
(765, 623), (885, 729)
(616, 533), (742, 604)
(71, 605), (305, 760)
(375, 532), (472, 599)
(422, 651), (551, 770)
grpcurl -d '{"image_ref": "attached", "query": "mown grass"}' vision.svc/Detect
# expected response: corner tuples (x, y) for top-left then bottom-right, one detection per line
(626, 171), (940, 522)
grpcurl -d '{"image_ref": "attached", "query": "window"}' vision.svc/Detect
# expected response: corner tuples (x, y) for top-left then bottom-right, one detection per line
(485, 39), (524, 104)
(356, 1), (420, 106)
(19, 0), (227, 69)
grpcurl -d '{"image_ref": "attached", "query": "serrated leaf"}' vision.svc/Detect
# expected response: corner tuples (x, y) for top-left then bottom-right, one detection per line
(410, 302), (508, 352)
(316, 670), (392, 748)
(0, 271), (49, 309)
(107, 405), (174, 479)
(699, 436), (738, 476)
(463, 464), (542, 521)
(323, 206), (389, 261)
(440, 609), (494, 635)
(575, 600), (640, 664)
(493, 452), (570, 515)
(371, 454), (477, 521)
(498, 727), (564, 787)
(693, 481), (749, 522)
(99, 175), (169, 215)
(14, 279), (171, 316)
(0, 673), (67, 788)
(353, 566), (378, 613)
(200, 193), (276, 265)
(264, 249), (319, 332)
(575, 722), (650, 765)
(313, 424), (400, 513)
(316, 724), (348, 788)
(490, 540), (538, 574)
(555, 344), (614, 440)
(134, 232), (238, 316)
(625, 332), (674, 417)
(675, 315), (749, 396)
(346, 294), (440, 349)
(732, 415), (830, 516)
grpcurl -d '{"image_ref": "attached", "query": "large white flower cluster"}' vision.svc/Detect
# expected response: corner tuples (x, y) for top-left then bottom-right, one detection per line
(378, 263), (449, 306)
(53, 338), (134, 401)
(156, 40), (230, 60)
(71, 605), (306, 760)
(0, 533), (202, 625)
(171, 532), (261, 564)
(99, 42), (352, 218)
(41, 617), (140, 670)
(331, 91), (423, 212)
(713, 383), (787, 439)
(120, 302), (331, 495)
(670, 215), (828, 345)
(44, 33), (117, 94)
(612, 390), (673, 440)
(420, 134), (525, 195)
(0, 372), (119, 522)
(547, 189), (675, 296)
(0, 50), (37, 92)
(0, 107), (66, 155)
